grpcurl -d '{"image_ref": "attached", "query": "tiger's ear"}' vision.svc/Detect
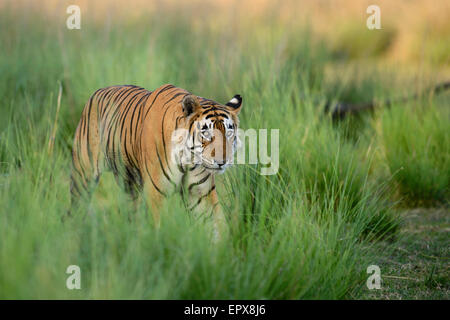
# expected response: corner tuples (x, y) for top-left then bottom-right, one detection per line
(225, 94), (242, 114)
(182, 94), (201, 117)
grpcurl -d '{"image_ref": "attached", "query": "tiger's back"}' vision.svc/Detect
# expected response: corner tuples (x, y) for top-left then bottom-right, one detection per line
(72, 84), (186, 199)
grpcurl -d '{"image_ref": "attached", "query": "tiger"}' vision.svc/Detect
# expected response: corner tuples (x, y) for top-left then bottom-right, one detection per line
(70, 84), (243, 239)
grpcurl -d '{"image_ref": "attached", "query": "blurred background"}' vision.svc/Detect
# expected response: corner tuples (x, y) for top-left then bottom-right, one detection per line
(0, 0), (448, 299)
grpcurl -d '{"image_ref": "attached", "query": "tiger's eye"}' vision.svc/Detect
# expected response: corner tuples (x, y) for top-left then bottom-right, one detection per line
(203, 131), (211, 139)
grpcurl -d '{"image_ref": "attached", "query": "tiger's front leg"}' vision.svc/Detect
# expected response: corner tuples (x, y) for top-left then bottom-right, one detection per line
(186, 171), (229, 241)
(205, 187), (229, 242)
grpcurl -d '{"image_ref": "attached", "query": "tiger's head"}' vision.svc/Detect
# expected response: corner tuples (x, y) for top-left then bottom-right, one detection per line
(176, 94), (242, 174)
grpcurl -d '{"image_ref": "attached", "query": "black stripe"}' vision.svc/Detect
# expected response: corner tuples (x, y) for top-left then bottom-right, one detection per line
(166, 92), (187, 104)
(104, 88), (144, 172)
(130, 92), (151, 159)
(188, 173), (211, 192)
(103, 87), (142, 124)
(205, 112), (229, 119)
(70, 180), (81, 197)
(201, 106), (228, 112)
(97, 87), (121, 118)
(161, 105), (175, 174)
(144, 161), (166, 196)
(85, 97), (95, 166)
(156, 146), (176, 187)
(189, 185), (215, 211)
(194, 168), (206, 176)
(143, 84), (176, 119)
(101, 87), (130, 118)
(118, 92), (143, 144)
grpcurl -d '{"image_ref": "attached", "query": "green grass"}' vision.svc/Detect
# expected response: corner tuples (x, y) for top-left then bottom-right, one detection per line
(380, 103), (450, 205)
(0, 5), (448, 299)
(357, 208), (449, 299)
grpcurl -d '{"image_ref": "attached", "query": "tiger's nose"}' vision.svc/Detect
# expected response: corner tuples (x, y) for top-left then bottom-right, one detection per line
(215, 160), (226, 167)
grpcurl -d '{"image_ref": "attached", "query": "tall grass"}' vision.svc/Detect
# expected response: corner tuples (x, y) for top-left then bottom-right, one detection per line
(380, 102), (450, 205)
(0, 2), (448, 299)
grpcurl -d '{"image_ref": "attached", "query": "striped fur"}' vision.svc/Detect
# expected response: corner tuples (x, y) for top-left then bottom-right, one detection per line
(70, 84), (242, 237)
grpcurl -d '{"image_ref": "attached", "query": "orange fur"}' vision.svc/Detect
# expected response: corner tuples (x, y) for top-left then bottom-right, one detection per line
(71, 84), (242, 238)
